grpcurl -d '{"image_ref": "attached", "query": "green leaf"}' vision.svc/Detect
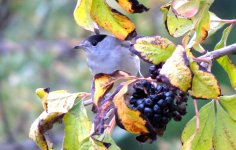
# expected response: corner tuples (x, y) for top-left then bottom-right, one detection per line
(79, 134), (121, 150)
(219, 95), (236, 121)
(161, 4), (193, 37)
(74, 0), (98, 32)
(160, 45), (192, 92)
(214, 24), (236, 90)
(172, 0), (200, 18)
(90, 0), (136, 40)
(213, 103), (236, 150)
(189, 61), (221, 99)
(208, 12), (225, 37)
(63, 101), (92, 150)
(181, 101), (215, 150)
(187, 9), (210, 48)
(130, 36), (176, 65)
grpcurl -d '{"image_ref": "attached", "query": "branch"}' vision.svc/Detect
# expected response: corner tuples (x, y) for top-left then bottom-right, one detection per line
(198, 43), (236, 60)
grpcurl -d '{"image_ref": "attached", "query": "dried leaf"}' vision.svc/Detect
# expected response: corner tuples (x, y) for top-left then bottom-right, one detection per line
(116, 0), (149, 13)
(172, 0), (200, 18)
(189, 61), (221, 99)
(92, 71), (131, 110)
(160, 45), (192, 92)
(161, 4), (193, 37)
(91, 0), (136, 40)
(29, 111), (64, 150)
(130, 36), (176, 65)
(113, 80), (154, 134)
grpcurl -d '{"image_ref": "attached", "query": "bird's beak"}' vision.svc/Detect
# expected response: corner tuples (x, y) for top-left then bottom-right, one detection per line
(74, 41), (90, 51)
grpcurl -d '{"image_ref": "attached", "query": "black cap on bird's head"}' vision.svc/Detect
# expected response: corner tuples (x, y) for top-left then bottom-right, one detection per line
(74, 34), (107, 50)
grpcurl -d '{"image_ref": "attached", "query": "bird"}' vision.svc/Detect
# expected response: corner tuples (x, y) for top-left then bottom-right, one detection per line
(74, 34), (141, 76)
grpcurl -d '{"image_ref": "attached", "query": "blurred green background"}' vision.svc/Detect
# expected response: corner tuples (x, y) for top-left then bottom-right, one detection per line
(0, 0), (235, 149)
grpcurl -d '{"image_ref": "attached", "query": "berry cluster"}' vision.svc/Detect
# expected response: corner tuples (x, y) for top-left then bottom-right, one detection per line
(149, 64), (163, 80)
(129, 80), (188, 142)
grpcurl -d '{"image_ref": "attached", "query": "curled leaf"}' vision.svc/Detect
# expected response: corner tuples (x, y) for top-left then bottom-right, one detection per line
(74, 0), (98, 32)
(92, 71), (131, 111)
(36, 88), (82, 113)
(91, 0), (136, 40)
(29, 111), (64, 150)
(172, 0), (200, 18)
(130, 36), (176, 65)
(161, 4), (193, 38)
(189, 61), (221, 99)
(113, 80), (156, 141)
(116, 0), (149, 13)
(160, 45), (192, 92)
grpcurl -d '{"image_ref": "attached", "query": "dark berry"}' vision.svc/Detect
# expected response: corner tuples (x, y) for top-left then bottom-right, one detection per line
(137, 104), (145, 112)
(165, 91), (174, 98)
(136, 99), (143, 105)
(166, 97), (173, 104)
(144, 98), (153, 107)
(157, 99), (164, 106)
(144, 107), (153, 116)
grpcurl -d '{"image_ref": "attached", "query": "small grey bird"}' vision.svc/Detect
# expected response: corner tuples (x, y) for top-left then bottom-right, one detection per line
(75, 35), (140, 76)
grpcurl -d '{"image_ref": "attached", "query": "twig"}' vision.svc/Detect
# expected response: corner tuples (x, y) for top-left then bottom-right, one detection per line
(211, 19), (236, 24)
(105, 116), (116, 135)
(198, 43), (236, 60)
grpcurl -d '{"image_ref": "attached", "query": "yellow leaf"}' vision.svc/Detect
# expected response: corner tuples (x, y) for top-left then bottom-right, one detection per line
(90, 0), (136, 40)
(74, 0), (98, 31)
(116, 0), (148, 13)
(113, 80), (153, 134)
(189, 61), (221, 99)
(92, 71), (131, 110)
(160, 45), (192, 92)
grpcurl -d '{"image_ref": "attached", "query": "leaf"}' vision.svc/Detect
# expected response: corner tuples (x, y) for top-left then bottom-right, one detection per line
(36, 88), (82, 113)
(116, 0), (149, 13)
(130, 36), (176, 65)
(92, 71), (131, 110)
(80, 134), (120, 150)
(219, 95), (236, 121)
(161, 4), (193, 37)
(181, 101), (215, 150)
(189, 61), (221, 99)
(172, 0), (200, 18)
(160, 45), (192, 92)
(113, 80), (154, 135)
(214, 24), (236, 90)
(63, 101), (92, 150)
(213, 103), (236, 150)
(208, 12), (225, 37)
(90, 0), (136, 40)
(29, 111), (64, 150)
(74, 0), (98, 32)
(187, 9), (210, 48)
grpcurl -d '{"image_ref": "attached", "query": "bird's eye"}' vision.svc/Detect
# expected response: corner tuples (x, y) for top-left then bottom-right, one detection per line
(91, 40), (98, 46)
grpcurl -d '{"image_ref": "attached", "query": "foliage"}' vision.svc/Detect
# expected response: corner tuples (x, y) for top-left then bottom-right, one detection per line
(29, 0), (236, 149)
